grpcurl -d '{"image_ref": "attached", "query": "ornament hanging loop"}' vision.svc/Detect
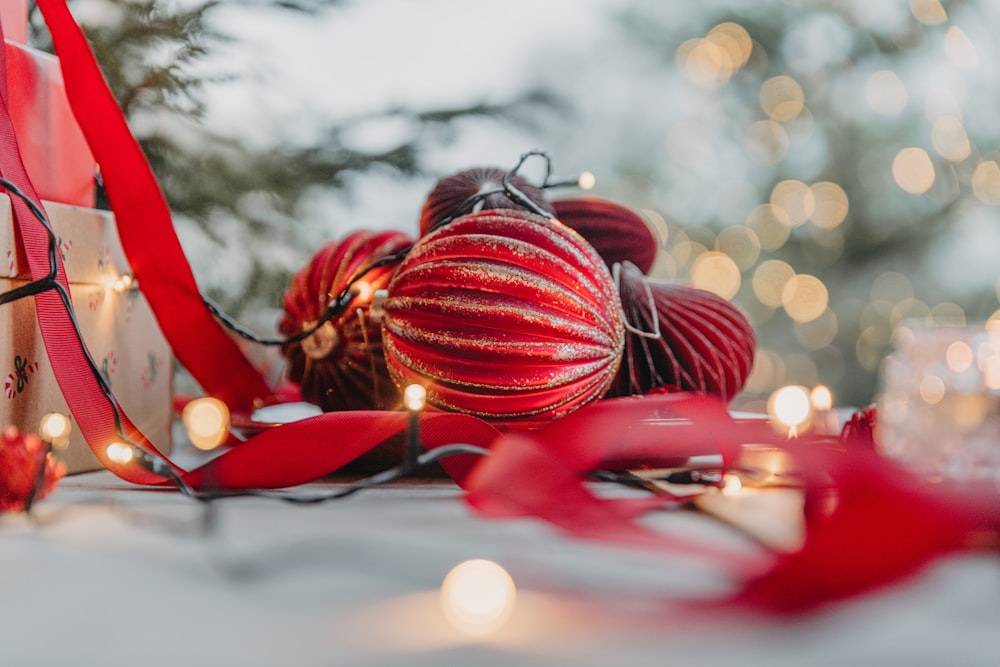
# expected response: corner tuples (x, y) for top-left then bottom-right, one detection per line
(613, 262), (662, 340)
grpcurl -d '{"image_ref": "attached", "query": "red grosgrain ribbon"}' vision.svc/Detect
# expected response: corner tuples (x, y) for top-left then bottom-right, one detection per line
(34, 0), (271, 412)
(0, 21), (170, 484)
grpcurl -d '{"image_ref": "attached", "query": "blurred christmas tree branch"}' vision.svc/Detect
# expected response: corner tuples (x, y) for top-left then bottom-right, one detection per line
(29, 0), (557, 313)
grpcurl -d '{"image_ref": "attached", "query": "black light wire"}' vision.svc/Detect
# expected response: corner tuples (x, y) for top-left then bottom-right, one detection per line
(207, 150), (574, 348)
(2, 152), (641, 517)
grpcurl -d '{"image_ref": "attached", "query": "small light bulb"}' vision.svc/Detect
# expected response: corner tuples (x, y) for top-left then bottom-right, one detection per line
(182, 397), (230, 451)
(440, 559), (517, 637)
(108, 274), (134, 293)
(768, 385), (812, 432)
(721, 473), (743, 494)
(105, 442), (135, 464)
(39, 412), (72, 448)
(353, 280), (374, 303)
(403, 384), (427, 412)
(577, 171), (596, 190)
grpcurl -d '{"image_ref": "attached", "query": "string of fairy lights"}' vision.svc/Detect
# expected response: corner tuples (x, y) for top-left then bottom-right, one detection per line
(2, 144), (844, 514)
(2, 157), (849, 639)
(0, 153), (607, 510)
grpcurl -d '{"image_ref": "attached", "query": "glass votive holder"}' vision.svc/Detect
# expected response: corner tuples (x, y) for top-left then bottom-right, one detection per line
(877, 320), (1000, 487)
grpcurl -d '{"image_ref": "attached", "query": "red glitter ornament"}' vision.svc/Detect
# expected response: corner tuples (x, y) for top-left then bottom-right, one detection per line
(279, 230), (414, 412)
(0, 425), (64, 513)
(607, 260), (755, 402)
(418, 166), (555, 236)
(383, 209), (624, 421)
(552, 197), (658, 275)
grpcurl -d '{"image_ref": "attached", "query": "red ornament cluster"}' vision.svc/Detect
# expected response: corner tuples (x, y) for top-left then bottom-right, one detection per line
(280, 159), (757, 424)
(0, 425), (64, 513)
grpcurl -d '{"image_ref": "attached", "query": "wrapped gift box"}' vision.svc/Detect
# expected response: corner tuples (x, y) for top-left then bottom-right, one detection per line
(0, 194), (172, 474)
(4, 38), (97, 207)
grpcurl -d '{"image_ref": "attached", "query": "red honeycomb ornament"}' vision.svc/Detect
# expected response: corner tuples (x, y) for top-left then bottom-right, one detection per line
(607, 260), (755, 402)
(553, 196), (658, 275)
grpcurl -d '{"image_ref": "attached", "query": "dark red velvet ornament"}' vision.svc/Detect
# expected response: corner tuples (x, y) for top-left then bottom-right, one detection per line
(607, 260), (755, 402)
(418, 166), (555, 236)
(553, 196), (658, 275)
(383, 209), (624, 421)
(279, 230), (414, 412)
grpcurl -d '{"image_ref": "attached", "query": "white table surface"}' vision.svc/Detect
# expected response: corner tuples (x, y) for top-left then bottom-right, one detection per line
(2, 470), (999, 667)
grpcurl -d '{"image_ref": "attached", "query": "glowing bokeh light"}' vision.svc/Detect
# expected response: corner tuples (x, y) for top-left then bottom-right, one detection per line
(910, 0), (947, 25)
(809, 181), (849, 229)
(721, 473), (743, 494)
(105, 442), (135, 465)
(972, 161), (1000, 205)
(746, 204), (791, 250)
(782, 274), (829, 323)
(708, 22), (753, 68)
(919, 375), (946, 405)
(39, 412), (71, 442)
(760, 75), (805, 122)
(810, 385), (833, 411)
(182, 397), (231, 451)
(946, 341), (974, 373)
(931, 116), (972, 162)
(770, 180), (815, 227)
(944, 27), (978, 69)
(403, 383), (427, 412)
(892, 147), (936, 194)
(440, 560), (517, 637)
(768, 385), (811, 430)
(753, 260), (796, 308)
(691, 251), (741, 299)
(677, 38), (730, 87)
